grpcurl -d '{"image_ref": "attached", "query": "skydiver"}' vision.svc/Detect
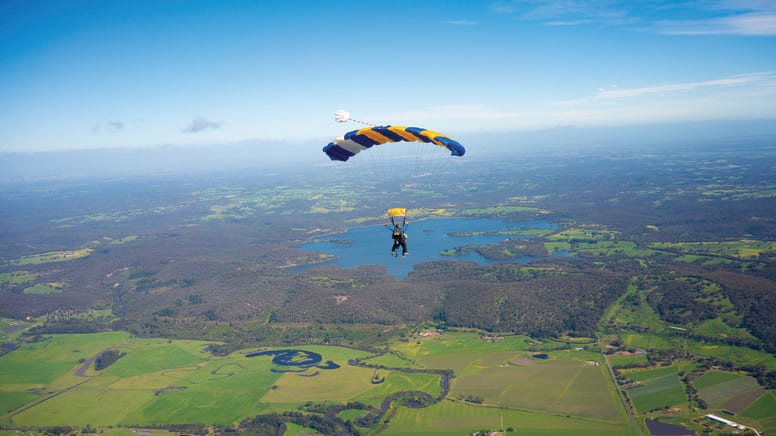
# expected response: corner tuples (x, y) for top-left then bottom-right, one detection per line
(386, 222), (409, 257)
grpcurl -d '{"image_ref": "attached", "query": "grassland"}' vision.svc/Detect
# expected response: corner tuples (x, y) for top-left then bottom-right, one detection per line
(0, 271), (38, 286)
(743, 390), (776, 420)
(620, 367), (688, 414)
(697, 373), (764, 412)
(393, 330), (628, 430)
(599, 279), (664, 334)
(193, 186), (359, 221)
(543, 225), (661, 259)
(0, 329), (637, 434)
(0, 318), (33, 345)
(0, 328), (772, 434)
(0, 333), (446, 430)
(689, 342), (776, 370)
(22, 283), (65, 295)
(386, 400), (634, 435)
(361, 351), (414, 368)
(651, 240), (776, 259)
(4, 249), (92, 266)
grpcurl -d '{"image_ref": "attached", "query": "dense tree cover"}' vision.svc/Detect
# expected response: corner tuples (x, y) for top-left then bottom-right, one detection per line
(437, 266), (628, 337)
(236, 409), (365, 436)
(701, 270), (776, 353)
(94, 349), (125, 370)
(642, 276), (718, 325)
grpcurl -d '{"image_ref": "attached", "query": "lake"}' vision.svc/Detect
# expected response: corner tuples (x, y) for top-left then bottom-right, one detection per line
(294, 217), (564, 279)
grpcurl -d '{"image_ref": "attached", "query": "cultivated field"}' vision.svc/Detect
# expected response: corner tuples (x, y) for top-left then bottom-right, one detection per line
(0, 333), (404, 427)
(385, 400), (632, 435)
(0, 329), (638, 434)
(391, 330), (631, 433)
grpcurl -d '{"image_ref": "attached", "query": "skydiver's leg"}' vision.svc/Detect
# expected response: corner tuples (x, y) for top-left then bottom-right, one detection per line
(401, 241), (408, 255)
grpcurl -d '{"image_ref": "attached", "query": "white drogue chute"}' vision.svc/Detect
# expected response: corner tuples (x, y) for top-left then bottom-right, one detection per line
(335, 109), (350, 123)
(334, 109), (374, 126)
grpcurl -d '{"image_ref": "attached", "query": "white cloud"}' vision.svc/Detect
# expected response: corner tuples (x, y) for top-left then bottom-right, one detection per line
(544, 19), (593, 26)
(593, 72), (776, 99)
(656, 12), (776, 35)
(92, 120), (125, 134)
(182, 117), (224, 134)
(387, 71), (776, 133)
(491, 0), (776, 35)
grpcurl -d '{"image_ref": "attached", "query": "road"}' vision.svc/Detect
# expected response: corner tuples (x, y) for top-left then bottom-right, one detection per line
(600, 341), (642, 436)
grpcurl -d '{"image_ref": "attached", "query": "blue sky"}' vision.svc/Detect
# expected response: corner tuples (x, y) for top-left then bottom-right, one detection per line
(1, 0), (775, 153)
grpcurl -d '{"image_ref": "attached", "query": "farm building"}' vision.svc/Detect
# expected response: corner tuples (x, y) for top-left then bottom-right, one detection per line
(705, 414), (747, 431)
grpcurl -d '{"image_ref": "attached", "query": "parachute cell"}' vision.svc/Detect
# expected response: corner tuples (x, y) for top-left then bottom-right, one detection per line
(323, 125), (465, 162)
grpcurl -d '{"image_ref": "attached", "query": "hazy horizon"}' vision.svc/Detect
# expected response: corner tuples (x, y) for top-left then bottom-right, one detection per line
(2, 118), (775, 183)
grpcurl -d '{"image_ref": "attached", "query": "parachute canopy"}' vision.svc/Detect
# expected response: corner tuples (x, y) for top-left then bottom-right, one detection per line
(323, 125), (465, 162)
(387, 207), (406, 218)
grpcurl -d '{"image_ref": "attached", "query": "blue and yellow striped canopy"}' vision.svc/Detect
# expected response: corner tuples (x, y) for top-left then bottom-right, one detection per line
(323, 125), (465, 162)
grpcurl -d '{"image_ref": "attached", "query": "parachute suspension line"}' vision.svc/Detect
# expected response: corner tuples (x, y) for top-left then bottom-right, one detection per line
(347, 118), (374, 127)
(390, 215), (406, 227)
(323, 116), (466, 204)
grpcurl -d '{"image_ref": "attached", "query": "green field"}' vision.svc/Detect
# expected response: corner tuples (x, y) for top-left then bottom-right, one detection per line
(694, 369), (742, 389)
(698, 373), (764, 413)
(599, 280), (665, 334)
(23, 283), (64, 294)
(619, 332), (675, 350)
(397, 331), (626, 425)
(619, 362), (697, 383)
(627, 374), (686, 413)
(385, 400), (634, 435)
(5, 248), (93, 266)
(0, 334), (443, 429)
(608, 353), (649, 367)
(0, 330), (634, 433)
(0, 271), (38, 285)
(651, 240), (776, 259)
(744, 391), (776, 436)
(361, 351), (414, 368)
(743, 390), (776, 419)
(619, 363), (696, 415)
(0, 318), (32, 344)
(693, 317), (757, 341)
(2, 328), (772, 434)
(688, 341), (776, 370)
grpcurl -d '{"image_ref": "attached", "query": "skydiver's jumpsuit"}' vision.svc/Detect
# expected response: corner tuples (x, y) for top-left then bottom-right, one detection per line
(389, 224), (408, 256)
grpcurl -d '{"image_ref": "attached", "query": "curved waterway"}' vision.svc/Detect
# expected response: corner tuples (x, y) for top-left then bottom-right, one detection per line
(293, 217), (565, 279)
